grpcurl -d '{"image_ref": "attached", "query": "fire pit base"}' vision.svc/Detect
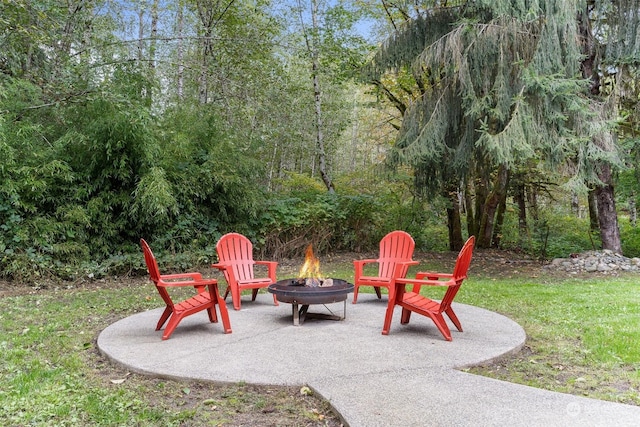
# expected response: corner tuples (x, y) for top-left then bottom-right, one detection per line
(288, 301), (346, 325)
(268, 279), (354, 326)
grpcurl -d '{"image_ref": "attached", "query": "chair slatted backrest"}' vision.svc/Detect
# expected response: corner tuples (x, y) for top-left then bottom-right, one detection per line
(140, 239), (174, 308)
(440, 236), (475, 311)
(378, 231), (416, 279)
(216, 233), (255, 281)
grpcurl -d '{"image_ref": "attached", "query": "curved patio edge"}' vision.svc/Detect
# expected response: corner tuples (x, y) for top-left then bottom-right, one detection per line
(97, 295), (640, 426)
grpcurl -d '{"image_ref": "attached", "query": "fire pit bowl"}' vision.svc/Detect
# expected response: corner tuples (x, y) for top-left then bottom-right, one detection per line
(268, 278), (354, 325)
(269, 278), (353, 304)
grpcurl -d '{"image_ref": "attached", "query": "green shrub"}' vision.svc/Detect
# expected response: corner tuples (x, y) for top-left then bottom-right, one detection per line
(496, 202), (599, 259)
(620, 219), (640, 258)
(256, 192), (382, 258)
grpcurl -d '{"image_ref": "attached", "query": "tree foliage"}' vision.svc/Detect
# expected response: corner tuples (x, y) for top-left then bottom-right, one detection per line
(5, 0), (640, 280)
(364, 0), (639, 252)
(0, 0), (378, 280)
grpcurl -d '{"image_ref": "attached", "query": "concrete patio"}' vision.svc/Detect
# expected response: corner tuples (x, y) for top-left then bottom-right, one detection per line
(97, 294), (640, 426)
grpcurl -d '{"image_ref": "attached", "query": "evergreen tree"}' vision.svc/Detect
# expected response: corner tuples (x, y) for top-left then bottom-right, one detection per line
(365, 0), (636, 253)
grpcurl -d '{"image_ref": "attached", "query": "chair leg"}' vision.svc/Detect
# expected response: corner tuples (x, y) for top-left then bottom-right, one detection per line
(215, 295), (232, 334)
(445, 307), (463, 332)
(231, 286), (241, 310)
(431, 313), (453, 341)
(161, 312), (184, 340)
(352, 285), (360, 304)
(271, 293), (279, 306)
(400, 307), (412, 324)
(206, 305), (218, 323)
(374, 286), (382, 299)
(381, 298), (396, 335)
(251, 288), (259, 301)
(156, 306), (172, 331)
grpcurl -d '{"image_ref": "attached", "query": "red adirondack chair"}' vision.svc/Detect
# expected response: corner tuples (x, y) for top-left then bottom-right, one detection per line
(140, 239), (231, 340)
(212, 233), (279, 311)
(352, 230), (419, 304)
(382, 236), (475, 341)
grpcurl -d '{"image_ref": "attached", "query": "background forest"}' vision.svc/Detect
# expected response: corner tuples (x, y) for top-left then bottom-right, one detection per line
(2, 0), (640, 281)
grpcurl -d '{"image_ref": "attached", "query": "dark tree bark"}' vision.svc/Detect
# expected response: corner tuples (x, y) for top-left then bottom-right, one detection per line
(473, 175), (487, 238)
(464, 181), (478, 237)
(595, 164), (622, 253)
(445, 187), (463, 251)
(579, 6), (623, 254)
(477, 164), (509, 248)
(527, 183), (539, 222)
(588, 188), (599, 231)
(513, 179), (527, 233)
(571, 191), (580, 216)
(492, 181), (508, 248)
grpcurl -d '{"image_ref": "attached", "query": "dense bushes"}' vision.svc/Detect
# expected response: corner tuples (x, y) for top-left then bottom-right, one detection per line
(0, 71), (264, 280)
(2, 75), (639, 281)
(495, 206), (599, 259)
(257, 193), (381, 258)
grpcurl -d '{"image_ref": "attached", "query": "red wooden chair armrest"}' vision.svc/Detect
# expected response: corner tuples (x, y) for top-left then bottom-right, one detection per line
(354, 258), (379, 266)
(389, 261), (420, 277)
(353, 258), (379, 276)
(211, 263), (227, 271)
(157, 277), (217, 288)
(401, 260), (420, 269)
(255, 260), (278, 281)
(395, 277), (450, 286)
(415, 271), (453, 280)
(160, 272), (204, 281)
(394, 277), (455, 294)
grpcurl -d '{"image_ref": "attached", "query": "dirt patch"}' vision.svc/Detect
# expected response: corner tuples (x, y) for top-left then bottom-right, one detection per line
(89, 344), (345, 426)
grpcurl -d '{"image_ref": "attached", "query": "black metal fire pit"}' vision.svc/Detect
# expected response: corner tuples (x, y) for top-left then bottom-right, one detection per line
(268, 278), (354, 325)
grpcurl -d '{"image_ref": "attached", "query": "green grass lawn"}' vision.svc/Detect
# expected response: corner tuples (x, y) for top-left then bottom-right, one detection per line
(1, 255), (639, 425)
(460, 274), (640, 404)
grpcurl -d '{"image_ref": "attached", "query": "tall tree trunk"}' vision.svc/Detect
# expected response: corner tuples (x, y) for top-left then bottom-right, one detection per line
(146, 0), (159, 106)
(473, 175), (487, 237)
(492, 181), (508, 248)
(445, 187), (463, 251)
(579, 6), (623, 254)
(595, 164), (623, 253)
(308, 0), (334, 193)
(588, 188), (599, 231)
(630, 195), (637, 227)
(137, 8), (144, 62)
(571, 191), (579, 216)
(513, 178), (527, 238)
(149, 0), (158, 71)
(196, 0), (217, 104)
(527, 183), (539, 222)
(477, 164), (509, 248)
(464, 180), (477, 237)
(176, 0), (185, 100)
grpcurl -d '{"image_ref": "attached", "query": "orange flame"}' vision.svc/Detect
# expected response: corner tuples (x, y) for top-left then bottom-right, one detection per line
(298, 244), (323, 279)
